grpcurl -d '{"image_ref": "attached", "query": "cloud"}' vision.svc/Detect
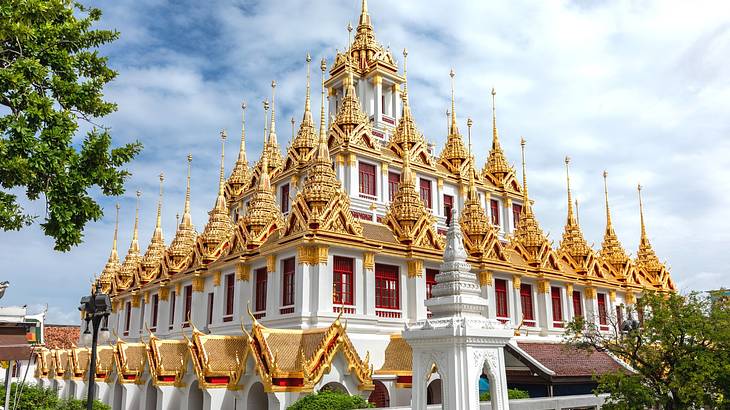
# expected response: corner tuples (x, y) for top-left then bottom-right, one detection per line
(2, 0), (729, 323)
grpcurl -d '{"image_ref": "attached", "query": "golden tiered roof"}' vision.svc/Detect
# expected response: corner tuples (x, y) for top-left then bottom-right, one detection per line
(331, 0), (396, 75)
(634, 185), (674, 291)
(98, 204), (121, 294)
(286, 54), (318, 168)
(138, 173), (166, 283)
(558, 157), (592, 265)
(264, 82), (284, 174)
(196, 132), (234, 265)
(188, 325), (248, 389)
(382, 101), (444, 250)
(599, 171), (630, 273)
(117, 191), (142, 291)
(93, 345), (115, 382)
(483, 88), (513, 183)
(438, 69), (469, 176)
(237, 145), (284, 249)
(386, 49), (434, 166)
(329, 54), (376, 151)
(114, 339), (147, 383)
(226, 102), (252, 199)
(146, 329), (189, 387)
(164, 154), (196, 275)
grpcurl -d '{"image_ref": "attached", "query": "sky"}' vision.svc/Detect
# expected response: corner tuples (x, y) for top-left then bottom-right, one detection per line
(2, 0), (729, 324)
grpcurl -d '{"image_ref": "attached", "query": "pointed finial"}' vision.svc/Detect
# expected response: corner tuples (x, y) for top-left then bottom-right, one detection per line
(291, 116), (295, 142)
(467, 118), (475, 191)
(131, 189), (141, 251)
(319, 58), (327, 137)
(402, 48), (408, 96)
(638, 183), (646, 238)
(154, 172), (164, 237)
(491, 87), (500, 148)
(445, 109), (450, 135)
(263, 99), (269, 140)
(305, 53), (312, 113)
(269, 81), (277, 138)
(575, 198), (580, 225)
(603, 170), (612, 227)
(467, 117), (473, 153)
(110, 203), (120, 260)
(238, 101), (247, 163)
(565, 156), (575, 224)
(520, 137), (528, 200)
(449, 68), (457, 134)
(219, 130), (227, 196)
(176, 212), (179, 227)
(182, 154), (192, 225)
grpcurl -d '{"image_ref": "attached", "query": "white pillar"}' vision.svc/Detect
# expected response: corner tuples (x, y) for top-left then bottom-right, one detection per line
(157, 385), (181, 410)
(204, 388), (227, 410)
(121, 383), (143, 410)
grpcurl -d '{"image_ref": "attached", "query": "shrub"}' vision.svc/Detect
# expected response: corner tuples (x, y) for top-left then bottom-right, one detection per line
(0, 383), (110, 410)
(287, 389), (373, 410)
(480, 388), (530, 401)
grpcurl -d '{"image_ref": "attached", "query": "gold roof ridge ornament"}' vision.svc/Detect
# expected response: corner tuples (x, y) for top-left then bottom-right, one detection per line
(459, 119), (506, 260)
(483, 87), (513, 183)
(196, 131), (234, 265)
(287, 53), (318, 167)
(99, 203), (121, 294)
(283, 58), (363, 238)
(386, 49), (433, 165)
(558, 156), (592, 265)
(332, 0), (396, 74)
(139, 172), (167, 283)
(226, 101), (252, 199)
(438, 68), (469, 175)
(599, 170), (629, 272)
(383, 119), (444, 250)
(117, 190), (143, 291)
(164, 154), (197, 276)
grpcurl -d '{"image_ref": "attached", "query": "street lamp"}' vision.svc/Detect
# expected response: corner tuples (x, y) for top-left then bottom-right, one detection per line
(79, 282), (111, 410)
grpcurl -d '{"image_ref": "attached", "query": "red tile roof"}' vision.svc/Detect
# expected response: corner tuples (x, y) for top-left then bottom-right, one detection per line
(516, 341), (625, 377)
(44, 325), (80, 349)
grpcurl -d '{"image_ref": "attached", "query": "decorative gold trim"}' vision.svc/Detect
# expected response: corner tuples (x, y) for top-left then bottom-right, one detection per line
(348, 153), (357, 165)
(175, 282), (182, 295)
(143, 291), (150, 304)
(131, 294), (141, 308)
(298, 245), (329, 265)
(566, 283), (574, 296)
(291, 174), (299, 186)
(336, 154), (344, 165)
(267, 255), (277, 273)
(537, 279), (550, 294)
(236, 263), (250, 281)
(213, 271), (222, 287)
(478, 270), (493, 286)
(192, 275), (205, 293)
(363, 252), (375, 270)
(381, 163), (389, 176)
(159, 287), (169, 301)
(585, 286), (596, 300)
(625, 291), (635, 305)
(437, 178), (444, 189)
(609, 289), (616, 302)
(512, 275), (521, 290)
(407, 259), (423, 278)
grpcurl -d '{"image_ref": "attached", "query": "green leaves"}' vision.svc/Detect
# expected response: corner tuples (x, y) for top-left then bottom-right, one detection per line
(565, 292), (730, 409)
(0, 0), (141, 251)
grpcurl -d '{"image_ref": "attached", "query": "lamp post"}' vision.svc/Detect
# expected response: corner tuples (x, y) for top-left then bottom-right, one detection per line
(79, 282), (111, 410)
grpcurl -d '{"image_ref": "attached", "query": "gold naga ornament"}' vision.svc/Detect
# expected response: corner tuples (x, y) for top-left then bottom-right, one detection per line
(285, 58), (364, 238)
(116, 190), (143, 291)
(438, 69), (470, 177)
(382, 59), (443, 251)
(285, 53), (318, 168)
(459, 118), (508, 262)
(98, 203), (121, 294)
(509, 138), (560, 270)
(195, 131), (234, 265)
(164, 154), (197, 275)
(138, 172), (166, 284)
(225, 101), (253, 200)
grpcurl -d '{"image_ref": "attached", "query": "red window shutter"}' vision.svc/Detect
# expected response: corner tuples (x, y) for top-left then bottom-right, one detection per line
(513, 204), (523, 227)
(124, 302), (131, 332)
(225, 274), (235, 316)
(280, 183), (290, 213)
(490, 199), (500, 226)
(206, 293), (214, 325)
(255, 268), (268, 313)
(359, 163), (376, 196)
(375, 263), (400, 309)
(551, 287), (563, 324)
(169, 291), (176, 328)
(520, 284), (534, 321)
(443, 195), (454, 225)
(184, 285), (193, 326)
(572, 291), (583, 317)
(282, 258), (295, 307)
(333, 256), (354, 306)
(426, 269), (438, 299)
(597, 293), (608, 326)
(151, 294), (159, 328)
(388, 172), (400, 201)
(495, 279), (508, 318)
(419, 179), (432, 208)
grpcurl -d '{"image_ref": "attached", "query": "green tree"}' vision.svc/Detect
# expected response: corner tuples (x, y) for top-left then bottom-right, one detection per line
(287, 389), (373, 410)
(0, 0), (141, 251)
(565, 292), (730, 410)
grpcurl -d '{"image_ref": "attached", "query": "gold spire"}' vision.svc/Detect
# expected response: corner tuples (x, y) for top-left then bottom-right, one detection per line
(388, 49), (428, 160)
(459, 118), (492, 256)
(165, 154), (196, 274)
(558, 156), (591, 262)
(241, 135), (283, 247)
(290, 54), (317, 162)
(636, 184), (663, 273)
(511, 138), (549, 256)
(110, 204), (120, 263)
(264, 82), (283, 172)
(118, 190), (143, 288)
(484, 87), (512, 179)
(131, 190), (141, 253)
(599, 170), (629, 268)
(303, 82), (341, 211)
(140, 173), (166, 281)
(226, 101), (252, 197)
(319, 58), (327, 137)
(99, 203), (121, 293)
(198, 132), (234, 263)
(333, 46), (369, 139)
(438, 69), (468, 175)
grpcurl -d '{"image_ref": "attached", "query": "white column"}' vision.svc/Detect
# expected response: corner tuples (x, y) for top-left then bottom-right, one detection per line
(295, 261), (308, 315)
(364, 260), (376, 317)
(511, 279), (522, 326)
(407, 271), (427, 322)
(121, 383), (142, 410)
(191, 287), (206, 329)
(267, 259), (279, 318)
(374, 77), (382, 126)
(204, 388), (227, 410)
(354, 257), (365, 314)
(157, 385), (181, 410)
(486, 349), (510, 410)
(411, 354), (426, 410)
(537, 287), (550, 332)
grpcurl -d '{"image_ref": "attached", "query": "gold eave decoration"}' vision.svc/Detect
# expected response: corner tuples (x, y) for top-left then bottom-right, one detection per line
(146, 330), (189, 387)
(115, 339), (147, 384)
(186, 324), (248, 390)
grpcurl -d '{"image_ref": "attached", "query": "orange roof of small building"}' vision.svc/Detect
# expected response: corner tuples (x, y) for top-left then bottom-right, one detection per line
(44, 325), (79, 349)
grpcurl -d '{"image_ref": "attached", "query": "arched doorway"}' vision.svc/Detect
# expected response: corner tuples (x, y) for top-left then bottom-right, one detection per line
(112, 382), (122, 410)
(246, 382), (268, 410)
(427, 379), (442, 404)
(145, 381), (157, 410)
(187, 380), (203, 410)
(320, 382), (348, 394)
(368, 380), (390, 407)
